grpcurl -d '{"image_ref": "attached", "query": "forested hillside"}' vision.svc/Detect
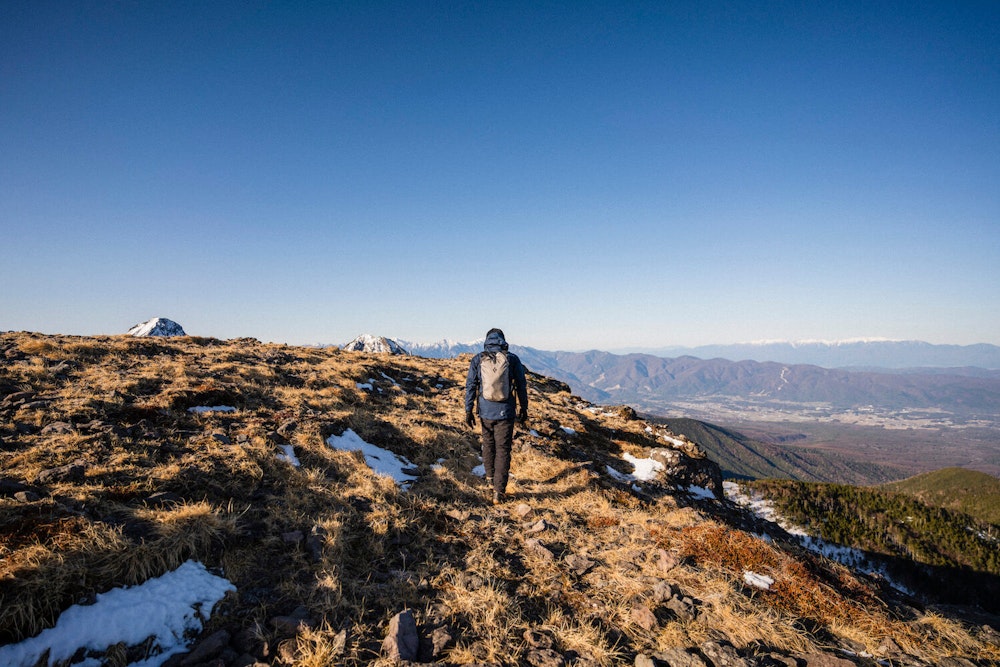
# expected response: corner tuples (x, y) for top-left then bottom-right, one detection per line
(745, 478), (1000, 612)
(882, 467), (1000, 525)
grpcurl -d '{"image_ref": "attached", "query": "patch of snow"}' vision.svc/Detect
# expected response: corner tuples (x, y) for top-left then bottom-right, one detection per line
(356, 382), (373, 390)
(187, 406), (236, 414)
(529, 429), (540, 437)
(0, 560), (233, 667)
(472, 464), (486, 478)
(560, 426), (576, 435)
(276, 444), (300, 467)
(687, 485), (716, 500)
(743, 570), (774, 590)
(606, 453), (664, 484)
(326, 429), (417, 488)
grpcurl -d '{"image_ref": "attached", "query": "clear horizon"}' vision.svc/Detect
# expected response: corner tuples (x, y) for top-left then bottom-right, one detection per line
(2, 2), (998, 350)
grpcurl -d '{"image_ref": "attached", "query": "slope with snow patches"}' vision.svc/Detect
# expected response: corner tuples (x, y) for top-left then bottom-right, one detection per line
(723, 482), (914, 594)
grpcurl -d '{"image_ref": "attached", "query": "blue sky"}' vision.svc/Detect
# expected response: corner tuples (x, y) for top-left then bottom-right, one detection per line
(2, 1), (998, 350)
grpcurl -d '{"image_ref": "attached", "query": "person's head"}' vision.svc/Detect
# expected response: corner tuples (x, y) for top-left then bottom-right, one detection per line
(484, 328), (508, 351)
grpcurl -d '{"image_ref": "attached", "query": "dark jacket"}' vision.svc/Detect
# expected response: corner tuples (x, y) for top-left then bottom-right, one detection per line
(465, 330), (528, 421)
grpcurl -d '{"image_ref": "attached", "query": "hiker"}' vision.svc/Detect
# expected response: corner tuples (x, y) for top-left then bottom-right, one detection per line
(465, 328), (528, 504)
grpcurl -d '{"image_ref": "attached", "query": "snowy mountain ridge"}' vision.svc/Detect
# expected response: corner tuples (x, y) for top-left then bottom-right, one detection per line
(126, 318), (186, 337)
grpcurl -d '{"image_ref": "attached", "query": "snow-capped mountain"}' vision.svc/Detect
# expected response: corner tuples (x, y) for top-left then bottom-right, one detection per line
(126, 318), (186, 337)
(398, 339), (483, 358)
(342, 334), (408, 355)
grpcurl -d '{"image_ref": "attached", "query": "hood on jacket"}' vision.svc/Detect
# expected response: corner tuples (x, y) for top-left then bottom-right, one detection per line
(484, 328), (509, 352)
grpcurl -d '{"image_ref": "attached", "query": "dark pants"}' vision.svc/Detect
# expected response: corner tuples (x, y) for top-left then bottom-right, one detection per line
(479, 418), (514, 494)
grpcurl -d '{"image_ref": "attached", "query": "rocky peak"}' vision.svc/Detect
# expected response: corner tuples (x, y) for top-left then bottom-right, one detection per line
(342, 334), (408, 355)
(126, 318), (186, 337)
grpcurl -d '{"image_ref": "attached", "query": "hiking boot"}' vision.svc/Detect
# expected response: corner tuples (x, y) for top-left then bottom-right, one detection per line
(492, 490), (506, 505)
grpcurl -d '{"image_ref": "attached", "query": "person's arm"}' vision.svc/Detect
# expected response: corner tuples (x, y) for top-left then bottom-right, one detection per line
(464, 355), (480, 415)
(513, 356), (528, 421)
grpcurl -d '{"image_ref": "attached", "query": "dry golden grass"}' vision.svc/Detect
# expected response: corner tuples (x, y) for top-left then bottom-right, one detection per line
(1, 331), (996, 665)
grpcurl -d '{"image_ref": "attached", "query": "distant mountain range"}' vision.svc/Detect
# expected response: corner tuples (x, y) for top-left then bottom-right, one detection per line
(613, 339), (1000, 370)
(401, 338), (1000, 420)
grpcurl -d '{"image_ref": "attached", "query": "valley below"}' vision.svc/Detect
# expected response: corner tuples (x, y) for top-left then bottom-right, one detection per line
(635, 395), (1000, 479)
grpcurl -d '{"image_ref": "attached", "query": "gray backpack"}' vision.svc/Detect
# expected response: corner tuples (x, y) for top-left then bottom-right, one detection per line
(480, 351), (511, 402)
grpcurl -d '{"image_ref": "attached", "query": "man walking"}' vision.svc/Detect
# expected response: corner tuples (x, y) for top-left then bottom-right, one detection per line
(465, 328), (528, 504)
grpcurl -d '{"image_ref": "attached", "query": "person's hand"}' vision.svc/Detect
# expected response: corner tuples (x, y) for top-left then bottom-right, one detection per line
(465, 411), (476, 429)
(518, 407), (528, 424)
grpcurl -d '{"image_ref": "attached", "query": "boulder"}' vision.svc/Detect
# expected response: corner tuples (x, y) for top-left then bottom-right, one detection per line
(382, 609), (419, 661)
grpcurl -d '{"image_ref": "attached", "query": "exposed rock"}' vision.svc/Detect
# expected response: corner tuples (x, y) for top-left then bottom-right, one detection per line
(797, 654), (857, 667)
(270, 607), (314, 637)
(653, 548), (681, 574)
(564, 553), (596, 576)
(1, 477), (39, 498)
(127, 317), (187, 337)
(382, 609), (419, 661)
(210, 431), (231, 445)
(525, 648), (566, 667)
(525, 538), (555, 561)
(651, 648), (709, 667)
(699, 641), (747, 667)
(524, 628), (554, 649)
(343, 334), (408, 355)
(526, 519), (552, 534)
(512, 502), (534, 519)
(36, 459), (88, 484)
(14, 490), (40, 502)
(41, 421), (75, 435)
(630, 604), (658, 632)
(665, 595), (698, 621)
(615, 405), (638, 420)
(180, 629), (230, 665)
(306, 525), (328, 562)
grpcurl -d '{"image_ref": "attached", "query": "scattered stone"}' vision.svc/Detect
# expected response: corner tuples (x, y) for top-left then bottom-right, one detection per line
(41, 421), (75, 435)
(429, 625), (454, 658)
(936, 659), (977, 667)
(36, 459), (88, 484)
(1, 391), (34, 407)
(654, 548), (681, 574)
(270, 608), (314, 636)
(14, 490), (41, 502)
(512, 503), (533, 519)
(635, 655), (656, 667)
(797, 655), (857, 667)
(756, 656), (798, 667)
(615, 405), (638, 420)
(306, 525), (328, 562)
(523, 629), (554, 649)
(630, 604), (658, 632)
(564, 553), (596, 576)
(526, 519), (551, 534)
(179, 629), (230, 665)
(699, 641), (747, 667)
(382, 609), (419, 661)
(651, 648), (708, 667)
(665, 595), (698, 621)
(210, 432), (231, 445)
(525, 648), (566, 667)
(525, 538), (555, 561)
(1, 477), (37, 498)
(650, 580), (675, 604)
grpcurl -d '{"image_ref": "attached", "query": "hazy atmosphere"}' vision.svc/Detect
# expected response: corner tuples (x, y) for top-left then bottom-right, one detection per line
(2, 1), (997, 350)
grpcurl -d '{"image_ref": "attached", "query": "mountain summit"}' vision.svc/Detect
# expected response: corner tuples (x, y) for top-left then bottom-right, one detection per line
(125, 317), (186, 337)
(342, 333), (408, 355)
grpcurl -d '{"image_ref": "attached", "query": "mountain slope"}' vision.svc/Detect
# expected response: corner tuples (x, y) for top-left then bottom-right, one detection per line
(4, 332), (995, 666)
(882, 467), (1000, 526)
(650, 417), (897, 484)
